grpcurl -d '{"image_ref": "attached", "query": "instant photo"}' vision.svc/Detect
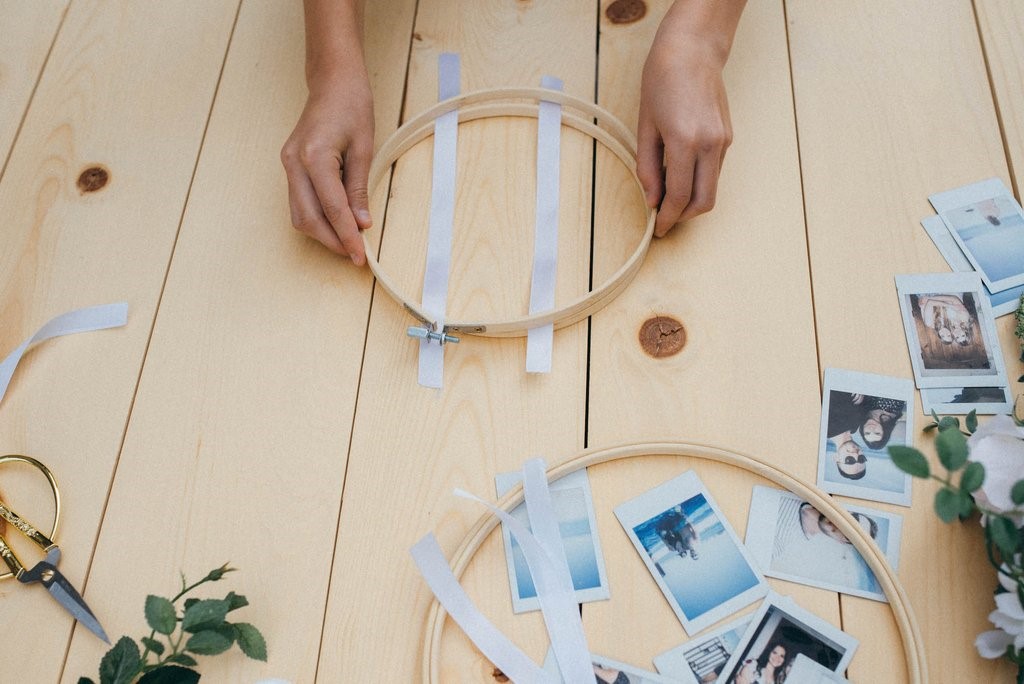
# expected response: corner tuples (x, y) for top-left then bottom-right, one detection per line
(653, 615), (752, 683)
(745, 486), (903, 602)
(930, 178), (1024, 293)
(922, 214), (1024, 317)
(920, 385), (1012, 416)
(615, 471), (768, 634)
(495, 468), (609, 613)
(895, 273), (1008, 389)
(817, 368), (914, 506)
(542, 648), (682, 684)
(787, 654), (850, 683)
(718, 593), (858, 684)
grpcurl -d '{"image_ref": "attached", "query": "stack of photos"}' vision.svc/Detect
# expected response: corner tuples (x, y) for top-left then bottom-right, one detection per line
(653, 615), (752, 683)
(744, 486), (903, 602)
(895, 272), (1010, 416)
(495, 468), (609, 613)
(615, 471), (769, 634)
(542, 648), (679, 684)
(717, 594), (858, 684)
(816, 368), (915, 506)
(911, 177), (1022, 414)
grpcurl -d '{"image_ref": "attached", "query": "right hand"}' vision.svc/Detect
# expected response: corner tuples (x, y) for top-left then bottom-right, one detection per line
(280, 71), (374, 265)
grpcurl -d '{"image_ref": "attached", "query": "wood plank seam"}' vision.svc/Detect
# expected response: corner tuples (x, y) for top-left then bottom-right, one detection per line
(0, 2), (69, 186)
(54, 2), (244, 678)
(970, 0), (1021, 199)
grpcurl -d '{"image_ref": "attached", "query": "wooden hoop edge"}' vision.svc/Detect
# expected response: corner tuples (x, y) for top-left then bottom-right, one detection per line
(421, 441), (927, 683)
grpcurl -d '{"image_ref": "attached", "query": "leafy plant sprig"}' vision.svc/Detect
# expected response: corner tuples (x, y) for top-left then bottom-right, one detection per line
(79, 564), (267, 684)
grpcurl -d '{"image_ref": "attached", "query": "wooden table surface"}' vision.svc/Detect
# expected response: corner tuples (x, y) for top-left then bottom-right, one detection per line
(1, 1), (1022, 681)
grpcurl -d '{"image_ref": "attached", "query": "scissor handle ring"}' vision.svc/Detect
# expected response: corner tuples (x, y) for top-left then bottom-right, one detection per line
(0, 455), (61, 581)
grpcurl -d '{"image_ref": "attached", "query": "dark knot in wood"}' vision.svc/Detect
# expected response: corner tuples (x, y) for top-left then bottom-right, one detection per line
(606, 0), (647, 24)
(639, 316), (686, 357)
(77, 166), (110, 193)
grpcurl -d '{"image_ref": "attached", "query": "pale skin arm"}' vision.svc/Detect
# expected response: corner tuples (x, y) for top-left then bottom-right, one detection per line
(280, 0), (373, 265)
(637, 0), (747, 237)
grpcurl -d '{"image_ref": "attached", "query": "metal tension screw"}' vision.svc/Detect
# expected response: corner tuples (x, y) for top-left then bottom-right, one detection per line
(407, 326), (460, 345)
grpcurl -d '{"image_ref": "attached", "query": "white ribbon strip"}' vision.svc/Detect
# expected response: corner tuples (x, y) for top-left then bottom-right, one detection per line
(0, 302), (129, 406)
(410, 534), (554, 684)
(418, 52), (461, 389)
(525, 76), (563, 374)
(520, 458), (592, 682)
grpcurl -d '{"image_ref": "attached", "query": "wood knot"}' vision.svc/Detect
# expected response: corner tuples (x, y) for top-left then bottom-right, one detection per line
(77, 166), (109, 193)
(491, 667), (509, 682)
(639, 316), (686, 357)
(606, 0), (647, 24)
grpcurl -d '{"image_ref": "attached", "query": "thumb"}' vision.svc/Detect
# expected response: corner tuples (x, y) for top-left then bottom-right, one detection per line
(343, 137), (373, 231)
(635, 119), (664, 210)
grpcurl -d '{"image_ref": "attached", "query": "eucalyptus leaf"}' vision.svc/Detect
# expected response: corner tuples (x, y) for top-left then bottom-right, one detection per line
(938, 416), (961, 432)
(186, 629), (233, 656)
(990, 516), (1020, 558)
(923, 423), (938, 433)
(889, 446), (931, 478)
(961, 462), (985, 493)
(966, 409), (978, 434)
(225, 591), (249, 612)
(234, 623), (268, 662)
(99, 637), (142, 684)
(936, 428), (969, 471)
(935, 488), (962, 523)
(183, 598), (199, 612)
(166, 654), (198, 667)
(1012, 480), (1024, 506)
(137, 666), (200, 684)
(182, 599), (230, 634)
(140, 637), (165, 657)
(78, 679), (97, 684)
(144, 595), (177, 636)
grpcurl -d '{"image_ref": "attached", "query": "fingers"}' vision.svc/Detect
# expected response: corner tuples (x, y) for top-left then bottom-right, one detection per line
(636, 113), (665, 211)
(655, 124), (732, 237)
(281, 147), (348, 256)
(343, 134), (374, 232)
(655, 143), (696, 237)
(305, 147), (367, 266)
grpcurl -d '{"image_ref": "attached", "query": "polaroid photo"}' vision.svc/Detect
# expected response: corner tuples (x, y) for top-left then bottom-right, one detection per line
(653, 614), (753, 684)
(920, 385), (1013, 416)
(929, 178), (1024, 293)
(817, 368), (914, 506)
(718, 593), (858, 684)
(922, 214), (1024, 317)
(744, 486), (903, 602)
(895, 273), (1009, 389)
(541, 647), (683, 684)
(495, 468), (609, 613)
(615, 470), (769, 635)
(786, 654), (850, 683)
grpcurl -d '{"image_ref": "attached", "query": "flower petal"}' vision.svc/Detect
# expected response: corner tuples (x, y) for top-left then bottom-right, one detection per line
(968, 434), (1024, 512)
(969, 415), (1024, 446)
(996, 592), (1024, 621)
(977, 629), (1015, 658)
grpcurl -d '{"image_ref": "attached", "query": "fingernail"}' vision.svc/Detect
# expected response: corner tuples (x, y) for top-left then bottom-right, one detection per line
(357, 209), (371, 223)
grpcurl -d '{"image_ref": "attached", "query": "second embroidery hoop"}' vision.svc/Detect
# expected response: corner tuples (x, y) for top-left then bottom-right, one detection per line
(364, 87), (656, 338)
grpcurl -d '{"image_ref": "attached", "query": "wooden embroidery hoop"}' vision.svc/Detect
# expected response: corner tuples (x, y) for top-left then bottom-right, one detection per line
(421, 441), (927, 683)
(364, 87), (656, 338)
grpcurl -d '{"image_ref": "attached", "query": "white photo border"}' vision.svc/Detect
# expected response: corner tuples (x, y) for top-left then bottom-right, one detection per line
(653, 613), (753, 683)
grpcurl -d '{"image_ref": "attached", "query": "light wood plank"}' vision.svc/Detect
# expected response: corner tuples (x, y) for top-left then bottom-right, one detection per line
(976, 0), (1024, 196)
(0, 1), (67, 177)
(788, 0), (1016, 680)
(58, 0), (415, 681)
(0, 2), (238, 679)
(583, 0), (837, 672)
(316, 1), (598, 679)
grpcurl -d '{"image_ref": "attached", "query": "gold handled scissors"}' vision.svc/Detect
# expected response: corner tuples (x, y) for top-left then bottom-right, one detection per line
(0, 455), (109, 643)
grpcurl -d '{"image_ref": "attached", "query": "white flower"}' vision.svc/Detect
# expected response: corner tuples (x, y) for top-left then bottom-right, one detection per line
(967, 415), (1024, 517)
(976, 569), (1024, 659)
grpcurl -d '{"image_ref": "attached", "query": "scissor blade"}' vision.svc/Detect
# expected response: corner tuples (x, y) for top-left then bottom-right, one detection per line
(45, 572), (110, 644)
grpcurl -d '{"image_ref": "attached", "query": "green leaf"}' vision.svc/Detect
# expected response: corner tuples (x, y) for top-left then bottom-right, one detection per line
(936, 428), (969, 471)
(990, 516), (1020, 557)
(183, 598), (199, 612)
(961, 462), (986, 493)
(144, 595), (177, 636)
(140, 637), (165, 657)
(225, 591), (249, 612)
(234, 623), (268, 661)
(182, 599), (230, 634)
(938, 416), (961, 432)
(166, 654), (198, 667)
(1012, 480), (1024, 506)
(78, 679), (97, 684)
(186, 629), (233, 656)
(966, 410), (978, 434)
(99, 637), (142, 684)
(931, 409), (942, 423)
(888, 446), (931, 478)
(935, 488), (963, 523)
(923, 422), (939, 433)
(137, 666), (200, 684)
(1018, 374), (1024, 383)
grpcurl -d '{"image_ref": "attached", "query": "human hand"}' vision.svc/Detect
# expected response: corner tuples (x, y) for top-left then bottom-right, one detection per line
(636, 2), (741, 237)
(280, 70), (374, 265)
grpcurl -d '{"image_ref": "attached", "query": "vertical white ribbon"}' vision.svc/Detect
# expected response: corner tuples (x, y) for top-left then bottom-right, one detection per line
(525, 76), (563, 374)
(418, 52), (461, 389)
(410, 534), (555, 684)
(0, 302), (129, 406)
